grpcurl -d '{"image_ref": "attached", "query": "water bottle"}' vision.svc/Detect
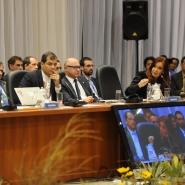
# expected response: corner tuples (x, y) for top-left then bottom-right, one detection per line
(146, 83), (152, 100)
(152, 83), (161, 100)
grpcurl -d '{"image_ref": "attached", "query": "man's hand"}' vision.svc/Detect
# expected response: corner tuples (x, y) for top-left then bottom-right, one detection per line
(50, 70), (60, 88)
(84, 96), (94, 103)
(138, 78), (149, 88)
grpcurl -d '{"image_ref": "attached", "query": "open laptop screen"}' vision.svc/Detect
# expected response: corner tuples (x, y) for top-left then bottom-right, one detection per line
(14, 87), (40, 105)
(112, 102), (185, 169)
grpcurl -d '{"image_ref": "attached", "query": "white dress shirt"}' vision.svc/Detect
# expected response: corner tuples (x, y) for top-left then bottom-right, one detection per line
(127, 127), (144, 159)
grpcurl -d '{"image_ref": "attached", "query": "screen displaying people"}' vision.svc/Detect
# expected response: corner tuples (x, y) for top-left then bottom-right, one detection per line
(118, 106), (185, 163)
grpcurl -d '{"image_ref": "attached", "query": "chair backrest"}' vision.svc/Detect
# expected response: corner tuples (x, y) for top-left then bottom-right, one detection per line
(96, 65), (123, 99)
(6, 70), (28, 104)
(136, 122), (161, 160)
(58, 70), (65, 80)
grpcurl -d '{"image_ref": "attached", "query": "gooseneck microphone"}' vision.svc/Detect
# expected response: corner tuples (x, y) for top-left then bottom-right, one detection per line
(161, 75), (173, 96)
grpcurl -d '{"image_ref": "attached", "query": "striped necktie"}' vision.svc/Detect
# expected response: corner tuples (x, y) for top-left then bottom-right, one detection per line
(88, 79), (99, 99)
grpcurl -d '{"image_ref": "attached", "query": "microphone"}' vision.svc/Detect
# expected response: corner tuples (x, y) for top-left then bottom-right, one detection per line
(0, 91), (17, 111)
(161, 75), (173, 96)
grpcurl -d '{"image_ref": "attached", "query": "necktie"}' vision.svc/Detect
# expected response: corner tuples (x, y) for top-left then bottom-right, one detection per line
(74, 79), (81, 100)
(88, 79), (99, 99)
(0, 84), (9, 105)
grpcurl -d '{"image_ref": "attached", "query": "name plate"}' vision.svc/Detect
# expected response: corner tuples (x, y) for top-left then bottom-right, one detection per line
(166, 96), (180, 102)
(44, 102), (59, 109)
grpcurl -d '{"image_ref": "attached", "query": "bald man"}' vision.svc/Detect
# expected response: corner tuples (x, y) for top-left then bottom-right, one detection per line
(61, 58), (98, 103)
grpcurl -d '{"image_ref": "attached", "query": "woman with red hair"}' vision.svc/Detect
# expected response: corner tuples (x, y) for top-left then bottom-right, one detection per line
(125, 56), (170, 99)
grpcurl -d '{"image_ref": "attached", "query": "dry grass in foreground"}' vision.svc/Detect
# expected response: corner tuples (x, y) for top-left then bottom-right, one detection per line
(16, 113), (102, 185)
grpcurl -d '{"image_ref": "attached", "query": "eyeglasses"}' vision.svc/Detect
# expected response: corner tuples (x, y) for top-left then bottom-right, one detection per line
(67, 65), (80, 69)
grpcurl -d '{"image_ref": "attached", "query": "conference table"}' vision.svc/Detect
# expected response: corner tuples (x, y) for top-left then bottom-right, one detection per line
(0, 103), (122, 185)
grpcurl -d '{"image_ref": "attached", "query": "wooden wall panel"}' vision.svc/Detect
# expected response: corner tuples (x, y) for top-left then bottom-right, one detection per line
(0, 105), (120, 184)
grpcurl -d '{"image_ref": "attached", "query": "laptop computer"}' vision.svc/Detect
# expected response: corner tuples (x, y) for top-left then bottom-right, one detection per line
(14, 87), (40, 105)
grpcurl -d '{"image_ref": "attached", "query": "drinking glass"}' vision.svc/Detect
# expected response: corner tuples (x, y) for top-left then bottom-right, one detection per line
(115, 90), (121, 100)
(57, 92), (63, 107)
(164, 88), (170, 98)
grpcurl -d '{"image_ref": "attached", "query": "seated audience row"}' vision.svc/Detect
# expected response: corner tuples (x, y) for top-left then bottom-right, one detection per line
(18, 52), (99, 104)
(0, 52), (184, 106)
(125, 56), (170, 99)
(125, 55), (184, 99)
(124, 109), (185, 162)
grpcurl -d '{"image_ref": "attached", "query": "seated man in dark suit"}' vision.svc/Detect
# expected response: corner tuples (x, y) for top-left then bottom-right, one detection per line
(61, 58), (98, 103)
(124, 111), (145, 162)
(171, 56), (185, 96)
(19, 51), (60, 101)
(80, 57), (99, 100)
(175, 111), (185, 153)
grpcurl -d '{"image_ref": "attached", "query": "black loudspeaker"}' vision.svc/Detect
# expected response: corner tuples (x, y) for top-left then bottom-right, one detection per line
(123, 0), (148, 40)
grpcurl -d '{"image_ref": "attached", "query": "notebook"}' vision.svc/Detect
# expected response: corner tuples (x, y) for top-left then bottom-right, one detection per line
(14, 87), (40, 105)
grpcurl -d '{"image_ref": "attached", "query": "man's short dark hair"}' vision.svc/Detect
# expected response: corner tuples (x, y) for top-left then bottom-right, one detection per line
(41, 51), (57, 63)
(0, 61), (3, 66)
(143, 56), (154, 68)
(80, 57), (92, 67)
(124, 111), (134, 120)
(175, 111), (183, 119)
(143, 108), (152, 115)
(23, 56), (36, 70)
(181, 56), (185, 64)
(160, 55), (167, 59)
(8, 56), (22, 69)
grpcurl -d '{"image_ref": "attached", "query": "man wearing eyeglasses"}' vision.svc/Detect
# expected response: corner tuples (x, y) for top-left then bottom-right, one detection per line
(175, 110), (185, 153)
(19, 51), (60, 101)
(80, 57), (99, 99)
(2, 56), (23, 81)
(61, 58), (98, 103)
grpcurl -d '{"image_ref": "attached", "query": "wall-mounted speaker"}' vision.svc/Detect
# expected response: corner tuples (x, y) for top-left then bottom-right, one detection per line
(123, 0), (148, 40)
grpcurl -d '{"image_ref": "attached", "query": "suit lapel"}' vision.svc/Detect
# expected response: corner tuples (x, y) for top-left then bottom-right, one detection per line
(36, 70), (44, 87)
(78, 77), (90, 96)
(64, 76), (76, 95)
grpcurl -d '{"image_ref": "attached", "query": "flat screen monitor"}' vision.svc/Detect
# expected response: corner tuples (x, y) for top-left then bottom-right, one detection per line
(112, 102), (185, 169)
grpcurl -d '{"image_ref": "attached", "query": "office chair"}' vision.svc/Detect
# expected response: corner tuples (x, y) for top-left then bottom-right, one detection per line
(58, 70), (65, 80)
(136, 122), (161, 160)
(6, 70), (28, 104)
(96, 65), (123, 99)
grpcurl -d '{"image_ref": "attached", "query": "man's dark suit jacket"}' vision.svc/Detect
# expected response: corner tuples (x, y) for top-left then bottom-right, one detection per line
(176, 127), (185, 153)
(2, 74), (8, 82)
(61, 75), (98, 103)
(171, 71), (183, 96)
(19, 70), (57, 101)
(81, 74), (96, 86)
